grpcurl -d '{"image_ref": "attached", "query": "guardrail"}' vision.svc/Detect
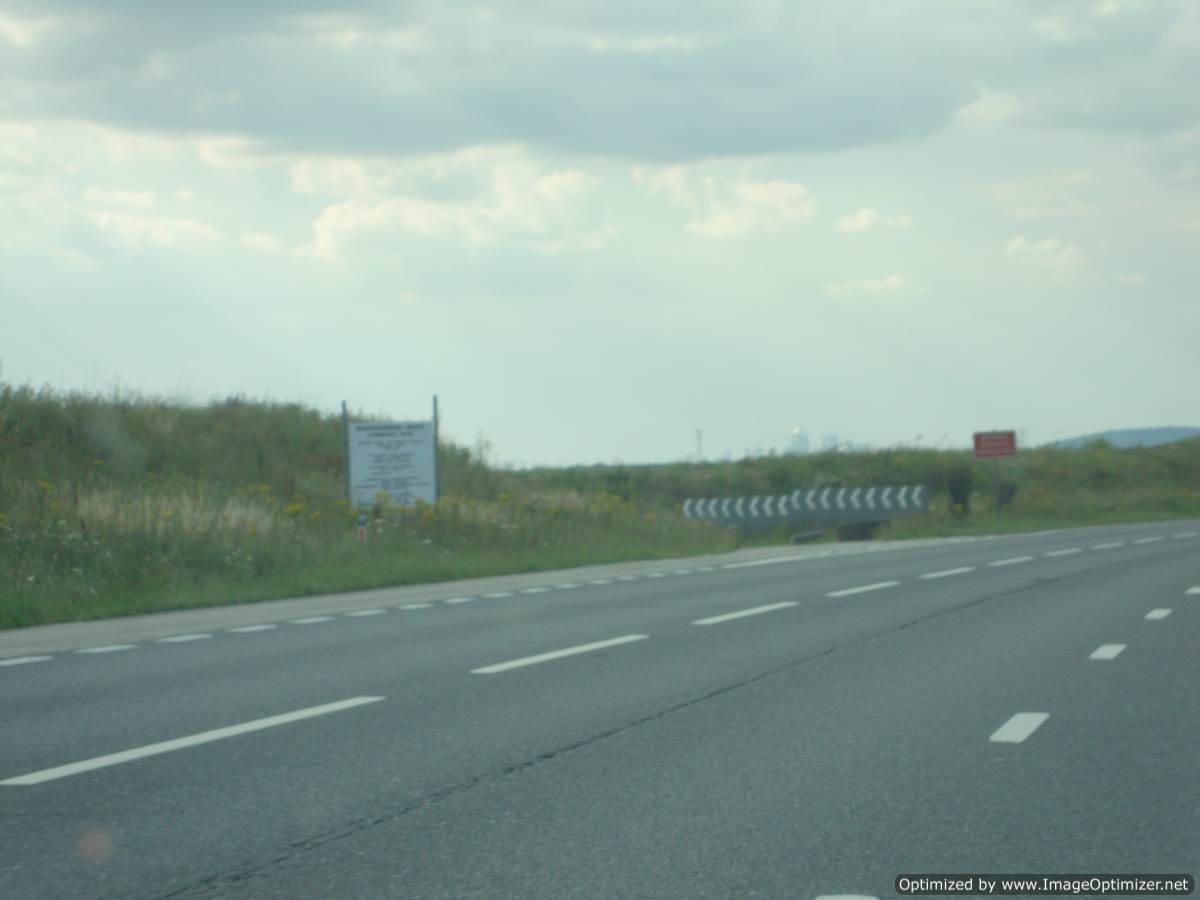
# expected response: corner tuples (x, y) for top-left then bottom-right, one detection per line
(682, 485), (929, 533)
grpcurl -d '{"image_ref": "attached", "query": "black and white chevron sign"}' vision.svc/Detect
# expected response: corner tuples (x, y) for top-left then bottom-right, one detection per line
(682, 485), (928, 525)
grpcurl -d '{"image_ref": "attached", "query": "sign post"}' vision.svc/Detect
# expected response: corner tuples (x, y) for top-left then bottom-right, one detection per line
(973, 430), (1017, 513)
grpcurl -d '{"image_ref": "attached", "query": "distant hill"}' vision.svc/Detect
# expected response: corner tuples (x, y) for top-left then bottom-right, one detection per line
(1048, 426), (1200, 449)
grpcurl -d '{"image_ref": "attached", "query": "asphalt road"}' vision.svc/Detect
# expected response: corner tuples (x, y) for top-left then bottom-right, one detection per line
(2, 520), (1197, 899)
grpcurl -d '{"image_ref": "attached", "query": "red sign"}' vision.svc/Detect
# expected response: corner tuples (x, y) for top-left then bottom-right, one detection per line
(974, 430), (1017, 458)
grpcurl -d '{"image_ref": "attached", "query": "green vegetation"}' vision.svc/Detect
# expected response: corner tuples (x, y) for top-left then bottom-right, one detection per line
(3, 381), (1198, 628)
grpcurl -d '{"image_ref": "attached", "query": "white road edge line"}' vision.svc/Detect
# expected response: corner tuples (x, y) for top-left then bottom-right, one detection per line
(827, 581), (900, 598)
(228, 624), (276, 633)
(722, 556), (810, 570)
(919, 566), (974, 580)
(1044, 548), (1082, 557)
(76, 645), (136, 654)
(1089, 644), (1126, 661)
(1173, 531), (1198, 539)
(156, 634), (212, 644)
(1134, 536), (1163, 544)
(0, 696), (386, 786)
(0, 656), (53, 667)
(989, 712), (1049, 743)
(1091, 542), (1124, 550)
(470, 634), (649, 675)
(692, 601), (798, 626)
(1145, 608), (1172, 620)
(989, 556), (1033, 567)
(345, 609), (387, 617)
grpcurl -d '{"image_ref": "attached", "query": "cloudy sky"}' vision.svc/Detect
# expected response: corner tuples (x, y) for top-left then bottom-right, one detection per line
(2, 0), (1197, 465)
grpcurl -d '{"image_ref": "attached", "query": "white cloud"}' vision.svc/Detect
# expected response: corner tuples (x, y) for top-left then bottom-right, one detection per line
(176, 189), (194, 201)
(1034, 16), (1094, 43)
(83, 188), (156, 207)
(0, 12), (61, 48)
(955, 89), (1023, 127)
(631, 165), (695, 208)
(240, 231), (287, 254)
(685, 179), (814, 239)
(835, 208), (912, 233)
(825, 274), (907, 296)
(1005, 234), (1085, 279)
(1116, 272), (1148, 285)
(88, 211), (221, 248)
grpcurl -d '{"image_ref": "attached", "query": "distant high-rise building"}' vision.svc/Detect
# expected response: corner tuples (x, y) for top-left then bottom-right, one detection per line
(822, 433), (839, 452)
(787, 427), (809, 455)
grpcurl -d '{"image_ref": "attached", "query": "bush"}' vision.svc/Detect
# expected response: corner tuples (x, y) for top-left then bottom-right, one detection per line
(946, 460), (974, 518)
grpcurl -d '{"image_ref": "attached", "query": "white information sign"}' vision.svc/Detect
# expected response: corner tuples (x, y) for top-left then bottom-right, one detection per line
(348, 421), (437, 509)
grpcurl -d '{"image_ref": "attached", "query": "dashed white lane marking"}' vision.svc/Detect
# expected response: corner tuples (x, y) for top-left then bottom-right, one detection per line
(445, 596), (476, 604)
(697, 566), (717, 572)
(827, 581), (900, 598)
(0, 696), (386, 786)
(990, 555), (1033, 567)
(400, 603), (433, 610)
(1134, 536), (1163, 544)
(1045, 548), (1081, 557)
(345, 609), (386, 617)
(482, 591), (513, 599)
(1187, 587), (1200, 595)
(0, 656), (53, 667)
(156, 634), (212, 644)
(1089, 644), (1127, 661)
(723, 556), (809, 570)
(1145, 608), (1172, 620)
(76, 645), (136, 654)
(290, 616), (334, 625)
(1174, 531), (1199, 539)
(470, 634), (649, 675)
(692, 601), (798, 626)
(555, 583), (581, 590)
(919, 566), (974, 580)
(989, 712), (1050, 743)
(519, 587), (550, 594)
(672, 569), (692, 575)
(615, 575), (638, 582)
(1092, 541), (1124, 550)
(587, 579), (611, 586)
(646, 571), (668, 578)
(229, 624), (276, 633)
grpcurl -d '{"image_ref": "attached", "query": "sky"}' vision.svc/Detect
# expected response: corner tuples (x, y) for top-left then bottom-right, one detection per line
(2, 0), (1197, 466)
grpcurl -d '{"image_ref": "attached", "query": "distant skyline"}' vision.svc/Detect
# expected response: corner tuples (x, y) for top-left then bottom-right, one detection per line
(3, 1), (1198, 466)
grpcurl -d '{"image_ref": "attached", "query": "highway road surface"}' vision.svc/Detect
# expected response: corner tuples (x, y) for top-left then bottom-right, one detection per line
(2, 520), (1198, 898)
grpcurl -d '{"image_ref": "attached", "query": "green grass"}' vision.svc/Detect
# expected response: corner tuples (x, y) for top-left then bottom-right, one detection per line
(2, 380), (1198, 628)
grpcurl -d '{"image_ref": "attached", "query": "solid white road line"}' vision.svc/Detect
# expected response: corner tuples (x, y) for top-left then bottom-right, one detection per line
(156, 634), (212, 644)
(692, 601), (798, 626)
(0, 656), (53, 667)
(989, 556), (1033, 567)
(290, 616), (334, 625)
(1187, 587), (1200, 595)
(1145, 608), (1172, 620)
(1092, 542), (1124, 550)
(722, 556), (810, 570)
(989, 712), (1050, 743)
(1174, 531), (1198, 539)
(400, 603), (433, 610)
(1134, 536), (1163, 544)
(0, 696), (386, 786)
(228, 624), (276, 633)
(470, 634), (649, 675)
(345, 609), (386, 617)
(444, 597), (477, 604)
(1089, 644), (1127, 661)
(482, 591), (512, 599)
(76, 645), (136, 654)
(919, 566), (975, 580)
(827, 581), (900, 598)
(1045, 548), (1081, 557)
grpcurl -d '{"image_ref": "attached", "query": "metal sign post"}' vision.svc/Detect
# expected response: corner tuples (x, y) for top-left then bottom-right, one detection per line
(973, 430), (1018, 513)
